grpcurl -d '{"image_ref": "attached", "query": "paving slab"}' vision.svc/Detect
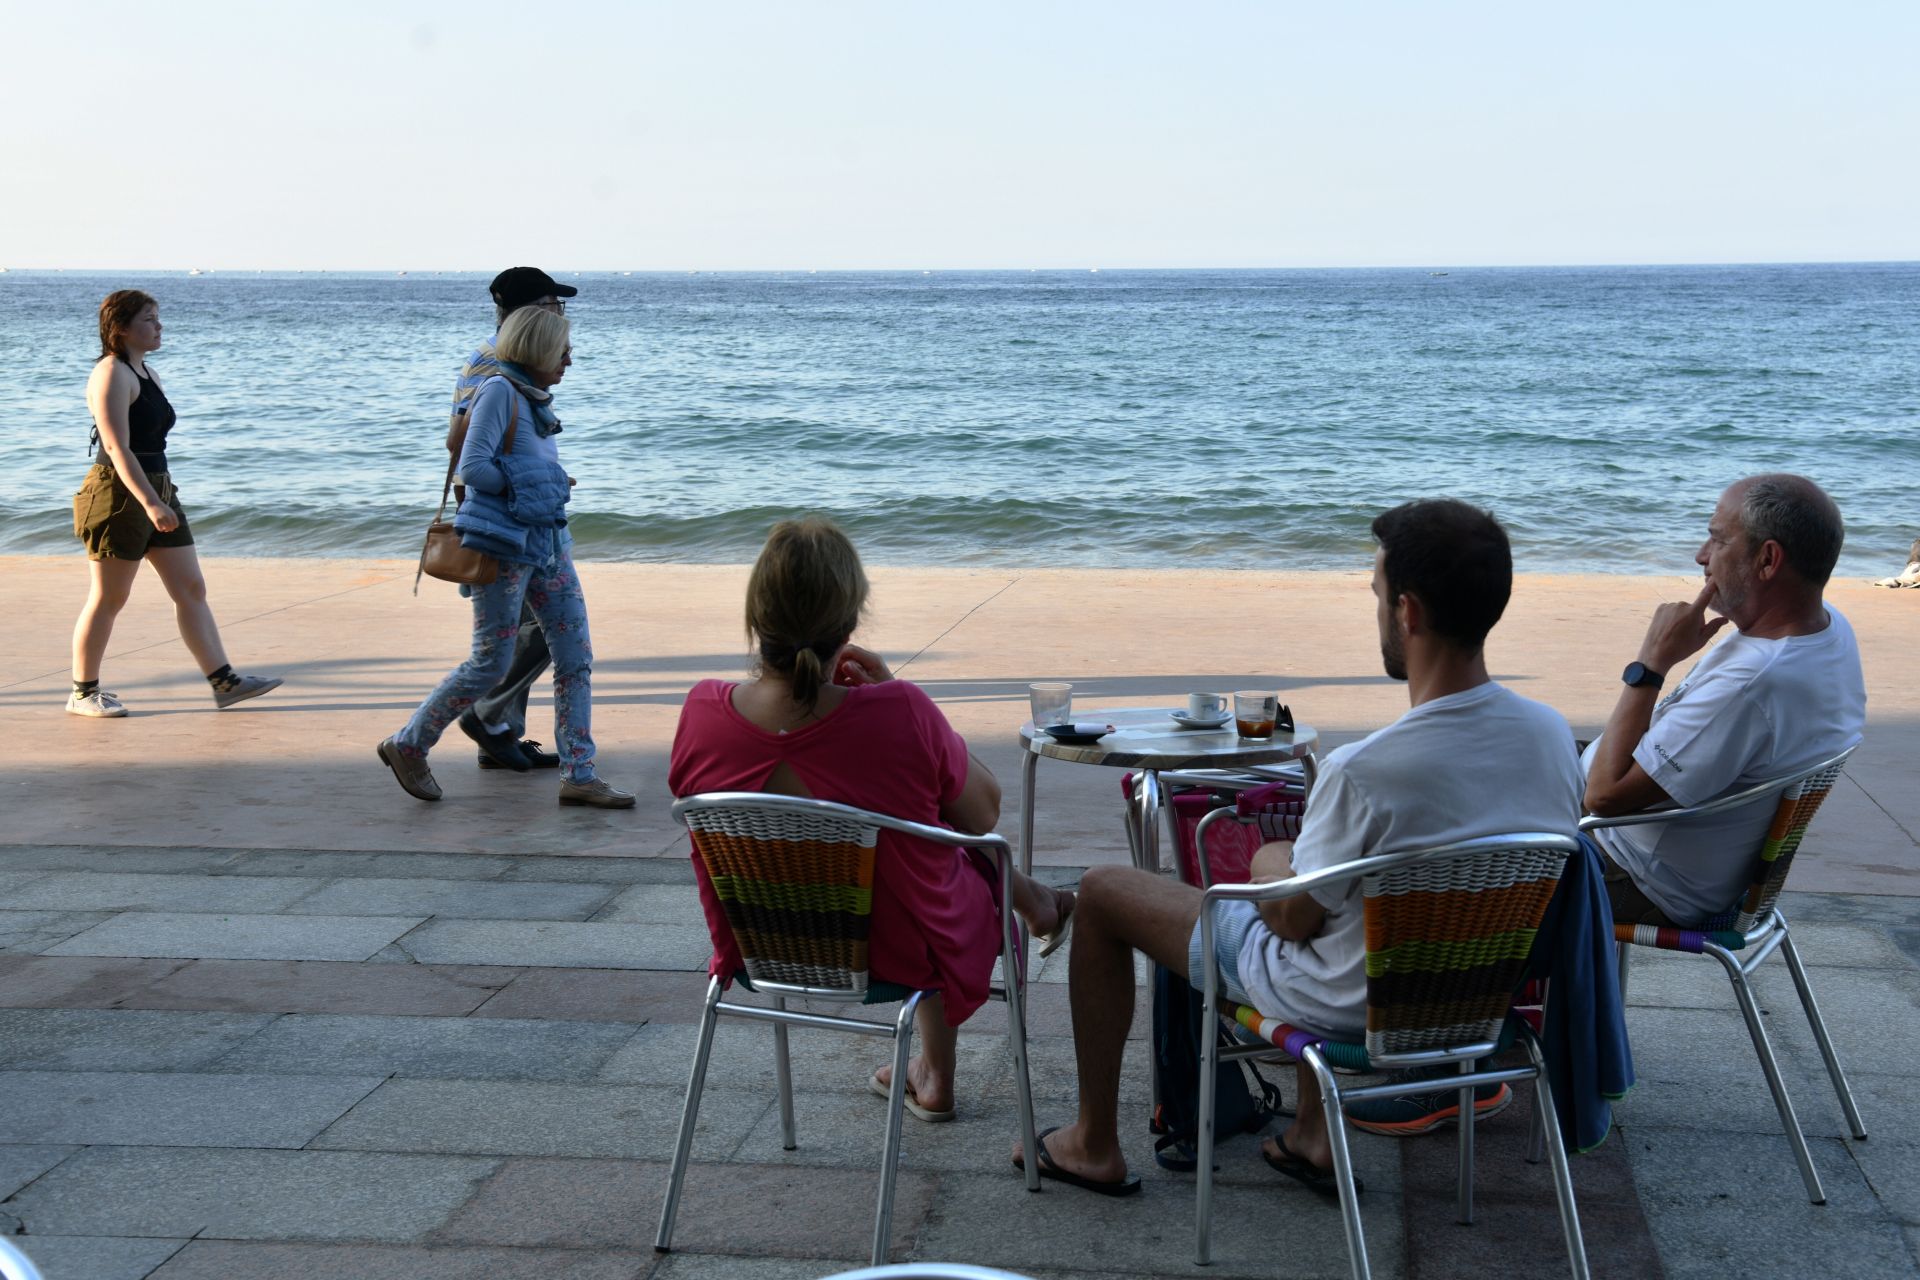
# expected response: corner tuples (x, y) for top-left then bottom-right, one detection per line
(1, 871), (325, 914)
(1846, 1137), (1920, 1225)
(0, 847), (218, 875)
(397, 919), (711, 969)
(918, 1168), (1402, 1279)
(310, 1079), (770, 1159)
(9, 1235), (188, 1280)
(0, 1008), (276, 1071)
(1641, 1199), (1916, 1280)
(109, 957), (519, 1015)
(648, 1258), (869, 1280)
(0, 911), (116, 955)
(146, 1241), (656, 1280)
(1623, 1123), (1876, 1213)
(501, 856), (695, 884)
(5, 1145), (498, 1242)
(471, 966), (713, 1022)
(434, 1156), (937, 1261)
(0, 1144), (78, 1199)
(591, 883), (708, 924)
(211, 849), (524, 880)
(206, 1012), (641, 1081)
(285, 877), (620, 921)
(42, 911), (427, 961)
(0, 1070), (384, 1148)
(0, 956), (189, 1008)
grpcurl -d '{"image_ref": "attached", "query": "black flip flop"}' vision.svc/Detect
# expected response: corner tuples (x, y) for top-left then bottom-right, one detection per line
(1261, 1132), (1361, 1199)
(1014, 1125), (1142, 1197)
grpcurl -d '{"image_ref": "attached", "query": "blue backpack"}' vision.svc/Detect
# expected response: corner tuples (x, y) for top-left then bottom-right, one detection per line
(1149, 963), (1287, 1170)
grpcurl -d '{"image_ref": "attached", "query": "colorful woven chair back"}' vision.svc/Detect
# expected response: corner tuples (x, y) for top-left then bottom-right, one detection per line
(1360, 844), (1567, 1059)
(1707, 759), (1846, 934)
(683, 804), (880, 993)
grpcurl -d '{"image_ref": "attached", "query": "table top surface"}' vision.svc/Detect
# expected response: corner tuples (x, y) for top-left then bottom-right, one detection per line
(1018, 705), (1318, 769)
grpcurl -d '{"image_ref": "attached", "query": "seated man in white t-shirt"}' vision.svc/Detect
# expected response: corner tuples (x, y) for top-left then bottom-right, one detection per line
(1012, 499), (1584, 1196)
(1584, 474), (1866, 926)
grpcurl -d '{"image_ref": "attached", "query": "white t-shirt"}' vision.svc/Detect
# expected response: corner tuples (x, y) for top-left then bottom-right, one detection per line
(1236, 681), (1584, 1038)
(1584, 607), (1866, 925)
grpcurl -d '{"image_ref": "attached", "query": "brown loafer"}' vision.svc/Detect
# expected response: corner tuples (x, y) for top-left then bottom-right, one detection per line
(377, 737), (442, 802)
(558, 777), (635, 809)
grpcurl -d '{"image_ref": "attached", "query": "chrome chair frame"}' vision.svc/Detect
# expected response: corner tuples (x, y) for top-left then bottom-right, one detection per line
(819, 1266), (1036, 1280)
(1195, 833), (1590, 1280)
(655, 793), (1041, 1267)
(0, 1238), (44, 1280)
(1582, 746), (1864, 1204)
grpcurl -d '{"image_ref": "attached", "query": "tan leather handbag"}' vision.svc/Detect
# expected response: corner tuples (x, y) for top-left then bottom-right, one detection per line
(415, 390), (519, 593)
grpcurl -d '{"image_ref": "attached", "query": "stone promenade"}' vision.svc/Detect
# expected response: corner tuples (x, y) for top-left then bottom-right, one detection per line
(2, 558), (1917, 1278)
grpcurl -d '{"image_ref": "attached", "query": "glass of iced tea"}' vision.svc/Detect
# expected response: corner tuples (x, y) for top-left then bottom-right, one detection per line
(1234, 690), (1279, 740)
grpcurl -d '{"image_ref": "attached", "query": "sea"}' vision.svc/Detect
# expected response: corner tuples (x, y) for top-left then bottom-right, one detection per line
(1, 264), (1914, 575)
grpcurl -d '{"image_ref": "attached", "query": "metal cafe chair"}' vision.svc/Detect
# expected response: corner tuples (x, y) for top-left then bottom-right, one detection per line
(0, 1237), (45, 1280)
(1582, 745), (1864, 1204)
(655, 793), (1042, 1268)
(1194, 832), (1590, 1280)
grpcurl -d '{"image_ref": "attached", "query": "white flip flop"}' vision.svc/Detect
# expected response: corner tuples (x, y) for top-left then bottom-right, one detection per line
(869, 1066), (956, 1123)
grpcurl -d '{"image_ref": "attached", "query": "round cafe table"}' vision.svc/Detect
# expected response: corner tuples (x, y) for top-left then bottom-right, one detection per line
(1016, 706), (1318, 878)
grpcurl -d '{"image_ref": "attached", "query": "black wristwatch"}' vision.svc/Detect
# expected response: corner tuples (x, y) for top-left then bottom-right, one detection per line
(1622, 661), (1665, 690)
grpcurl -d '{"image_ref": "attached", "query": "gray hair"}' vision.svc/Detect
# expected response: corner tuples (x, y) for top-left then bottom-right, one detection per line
(1736, 474), (1844, 586)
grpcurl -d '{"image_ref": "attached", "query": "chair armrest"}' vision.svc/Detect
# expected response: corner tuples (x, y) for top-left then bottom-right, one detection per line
(1579, 744), (1855, 833)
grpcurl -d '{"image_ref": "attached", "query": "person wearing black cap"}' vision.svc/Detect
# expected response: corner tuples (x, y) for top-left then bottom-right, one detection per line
(444, 267), (578, 773)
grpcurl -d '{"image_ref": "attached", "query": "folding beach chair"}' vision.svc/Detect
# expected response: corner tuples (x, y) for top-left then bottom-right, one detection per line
(1193, 832), (1591, 1280)
(1584, 745), (1863, 1204)
(655, 793), (1041, 1267)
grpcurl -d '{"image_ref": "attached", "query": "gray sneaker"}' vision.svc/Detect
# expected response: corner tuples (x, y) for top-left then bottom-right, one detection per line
(558, 777), (635, 809)
(377, 736), (442, 802)
(66, 688), (129, 718)
(213, 674), (283, 709)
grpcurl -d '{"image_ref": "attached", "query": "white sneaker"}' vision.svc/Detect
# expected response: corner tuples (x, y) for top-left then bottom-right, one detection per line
(66, 689), (128, 718)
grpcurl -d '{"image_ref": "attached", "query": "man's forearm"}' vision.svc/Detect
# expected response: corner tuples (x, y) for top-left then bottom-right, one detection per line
(1589, 686), (1660, 791)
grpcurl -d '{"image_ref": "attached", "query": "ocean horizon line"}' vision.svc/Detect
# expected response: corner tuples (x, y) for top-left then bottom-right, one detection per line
(4, 258), (1918, 276)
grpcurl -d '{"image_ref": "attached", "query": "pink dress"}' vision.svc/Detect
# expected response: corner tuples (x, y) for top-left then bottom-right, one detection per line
(668, 678), (1004, 1026)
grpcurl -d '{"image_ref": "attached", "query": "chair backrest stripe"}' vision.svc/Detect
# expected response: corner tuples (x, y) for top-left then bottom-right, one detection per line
(686, 817), (880, 994)
(1360, 844), (1568, 1058)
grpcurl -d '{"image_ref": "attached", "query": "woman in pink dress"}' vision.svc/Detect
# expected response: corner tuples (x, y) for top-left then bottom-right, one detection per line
(669, 518), (1073, 1121)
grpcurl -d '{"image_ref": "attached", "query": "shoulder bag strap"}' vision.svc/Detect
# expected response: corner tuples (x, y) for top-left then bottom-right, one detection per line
(415, 384), (520, 594)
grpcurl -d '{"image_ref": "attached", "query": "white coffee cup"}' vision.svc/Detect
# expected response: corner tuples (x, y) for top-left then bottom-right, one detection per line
(1187, 692), (1227, 720)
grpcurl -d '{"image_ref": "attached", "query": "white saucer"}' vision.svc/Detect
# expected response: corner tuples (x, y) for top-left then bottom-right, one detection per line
(1169, 711), (1232, 729)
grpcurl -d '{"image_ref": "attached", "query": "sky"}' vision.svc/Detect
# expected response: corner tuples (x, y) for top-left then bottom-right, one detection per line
(2, 1), (1915, 271)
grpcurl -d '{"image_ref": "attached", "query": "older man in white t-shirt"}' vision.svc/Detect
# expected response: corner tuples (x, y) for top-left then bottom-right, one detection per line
(1012, 499), (1583, 1197)
(1584, 474), (1866, 925)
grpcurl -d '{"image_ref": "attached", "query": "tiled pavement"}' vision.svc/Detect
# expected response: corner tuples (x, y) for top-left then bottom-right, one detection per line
(3, 845), (1919, 1279)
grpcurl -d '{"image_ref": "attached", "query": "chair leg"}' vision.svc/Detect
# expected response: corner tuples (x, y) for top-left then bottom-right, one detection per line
(1455, 1059), (1475, 1225)
(1521, 1030), (1591, 1280)
(870, 992), (922, 1266)
(1306, 1046), (1370, 1280)
(1614, 940), (1632, 1004)
(655, 976), (723, 1253)
(1777, 921), (1868, 1140)
(772, 995), (798, 1151)
(1708, 941), (1827, 1203)
(1002, 899), (1041, 1193)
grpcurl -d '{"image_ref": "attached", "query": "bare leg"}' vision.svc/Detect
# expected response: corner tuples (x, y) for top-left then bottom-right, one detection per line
(71, 557), (141, 683)
(1013, 864), (1203, 1181)
(1010, 869), (1073, 938)
(1262, 1065), (1333, 1170)
(146, 545), (230, 674)
(872, 993), (960, 1112)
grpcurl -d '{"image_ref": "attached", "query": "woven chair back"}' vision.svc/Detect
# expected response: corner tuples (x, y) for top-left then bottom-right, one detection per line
(1708, 760), (1846, 933)
(1361, 844), (1567, 1058)
(683, 804), (881, 993)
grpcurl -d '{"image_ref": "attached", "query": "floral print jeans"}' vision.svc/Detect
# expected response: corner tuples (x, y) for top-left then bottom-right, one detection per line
(394, 553), (597, 782)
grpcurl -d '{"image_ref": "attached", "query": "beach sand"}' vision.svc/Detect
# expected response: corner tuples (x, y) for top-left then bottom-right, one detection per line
(2, 555), (1914, 894)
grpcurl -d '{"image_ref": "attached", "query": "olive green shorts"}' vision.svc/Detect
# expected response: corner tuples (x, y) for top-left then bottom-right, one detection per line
(73, 465), (195, 562)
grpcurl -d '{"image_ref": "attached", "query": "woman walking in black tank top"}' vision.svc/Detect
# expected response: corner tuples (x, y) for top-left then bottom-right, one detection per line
(67, 290), (281, 716)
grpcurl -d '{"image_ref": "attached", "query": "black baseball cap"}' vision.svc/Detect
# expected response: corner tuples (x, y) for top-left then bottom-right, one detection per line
(489, 267), (578, 310)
